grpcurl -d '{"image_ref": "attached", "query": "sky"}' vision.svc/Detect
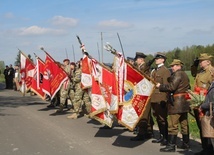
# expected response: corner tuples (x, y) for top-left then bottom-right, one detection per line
(0, 0), (214, 65)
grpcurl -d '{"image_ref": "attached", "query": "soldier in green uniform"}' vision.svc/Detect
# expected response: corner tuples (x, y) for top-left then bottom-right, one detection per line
(55, 59), (71, 113)
(150, 53), (171, 146)
(194, 53), (213, 90)
(81, 88), (91, 116)
(130, 52), (154, 141)
(192, 53), (214, 155)
(156, 59), (190, 152)
(67, 62), (76, 110)
(67, 58), (91, 119)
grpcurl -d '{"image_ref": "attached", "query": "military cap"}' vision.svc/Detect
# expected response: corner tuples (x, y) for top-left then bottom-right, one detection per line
(134, 52), (147, 60)
(155, 52), (166, 59)
(63, 59), (70, 62)
(198, 53), (213, 61)
(127, 57), (135, 61)
(170, 59), (184, 66)
(70, 62), (76, 66)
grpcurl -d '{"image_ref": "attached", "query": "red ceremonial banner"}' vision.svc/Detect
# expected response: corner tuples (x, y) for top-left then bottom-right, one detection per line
(81, 54), (92, 89)
(42, 53), (68, 99)
(114, 58), (155, 131)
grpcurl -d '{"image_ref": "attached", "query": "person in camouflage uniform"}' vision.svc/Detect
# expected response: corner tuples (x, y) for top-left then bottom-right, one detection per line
(67, 62), (76, 111)
(55, 59), (71, 113)
(81, 88), (91, 116)
(67, 58), (91, 119)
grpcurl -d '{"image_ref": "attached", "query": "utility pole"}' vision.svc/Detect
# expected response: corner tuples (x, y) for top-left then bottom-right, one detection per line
(101, 32), (103, 63)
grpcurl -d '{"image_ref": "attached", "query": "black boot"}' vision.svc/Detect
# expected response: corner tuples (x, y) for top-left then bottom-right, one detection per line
(130, 133), (149, 141)
(160, 135), (177, 152)
(47, 103), (55, 108)
(133, 127), (139, 135)
(152, 135), (163, 143)
(160, 125), (168, 146)
(177, 134), (190, 150)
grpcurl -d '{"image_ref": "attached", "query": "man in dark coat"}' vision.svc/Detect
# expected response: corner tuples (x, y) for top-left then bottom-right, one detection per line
(156, 59), (190, 152)
(3, 65), (9, 89)
(8, 64), (15, 89)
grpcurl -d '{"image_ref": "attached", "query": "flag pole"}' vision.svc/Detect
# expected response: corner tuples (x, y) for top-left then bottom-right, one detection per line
(117, 32), (125, 58)
(65, 48), (68, 59)
(97, 42), (100, 62)
(104, 43), (156, 84)
(72, 44), (76, 62)
(101, 32), (103, 63)
(76, 35), (112, 71)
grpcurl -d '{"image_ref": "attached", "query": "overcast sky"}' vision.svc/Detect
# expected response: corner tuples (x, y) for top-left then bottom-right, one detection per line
(0, 0), (214, 65)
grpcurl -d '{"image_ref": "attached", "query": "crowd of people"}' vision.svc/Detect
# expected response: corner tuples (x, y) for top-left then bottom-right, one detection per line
(3, 64), (20, 90)
(1, 52), (214, 155)
(127, 52), (213, 155)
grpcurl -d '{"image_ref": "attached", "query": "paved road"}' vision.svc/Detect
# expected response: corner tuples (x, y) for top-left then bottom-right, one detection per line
(0, 83), (202, 155)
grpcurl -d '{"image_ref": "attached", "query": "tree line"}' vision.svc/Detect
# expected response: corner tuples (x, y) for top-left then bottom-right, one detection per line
(146, 44), (214, 70)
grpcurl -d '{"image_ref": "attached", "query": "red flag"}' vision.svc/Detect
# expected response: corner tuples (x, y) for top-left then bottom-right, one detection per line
(92, 60), (118, 113)
(31, 57), (45, 100)
(20, 52), (35, 93)
(81, 54), (92, 89)
(115, 57), (155, 131)
(90, 59), (117, 127)
(92, 110), (113, 128)
(90, 76), (107, 117)
(42, 52), (68, 99)
(109, 72), (118, 114)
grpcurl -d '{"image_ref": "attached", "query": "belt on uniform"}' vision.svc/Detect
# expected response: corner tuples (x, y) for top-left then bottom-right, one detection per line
(173, 93), (187, 97)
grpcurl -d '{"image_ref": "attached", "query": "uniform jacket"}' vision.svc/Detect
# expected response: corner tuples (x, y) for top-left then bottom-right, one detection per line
(150, 65), (171, 103)
(73, 67), (82, 90)
(194, 65), (213, 90)
(159, 69), (190, 114)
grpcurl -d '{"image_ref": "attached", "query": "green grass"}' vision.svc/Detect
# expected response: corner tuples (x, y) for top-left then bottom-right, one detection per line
(188, 113), (200, 139)
(0, 74), (5, 83)
(185, 71), (200, 139)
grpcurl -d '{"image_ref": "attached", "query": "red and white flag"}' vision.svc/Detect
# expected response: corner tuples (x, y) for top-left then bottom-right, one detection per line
(42, 52), (68, 99)
(115, 59), (155, 131)
(20, 52), (35, 94)
(113, 54), (125, 104)
(90, 76), (107, 117)
(31, 57), (45, 100)
(92, 60), (118, 113)
(110, 71), (118, 114)
(92, 110), (113, 128)
(81, 54), (92, 89)
(90, 59), (119, 127)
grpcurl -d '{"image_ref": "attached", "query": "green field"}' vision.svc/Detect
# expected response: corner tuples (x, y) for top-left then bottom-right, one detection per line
(185, 71), (200, 139)
(0, 74), (4, 83)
